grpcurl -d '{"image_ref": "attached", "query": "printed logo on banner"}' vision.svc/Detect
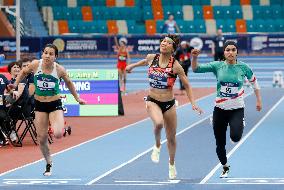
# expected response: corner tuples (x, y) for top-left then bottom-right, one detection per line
(53, 38), (65, 52)
(251, 36), (267, 50)
(137, 39), (160, 51)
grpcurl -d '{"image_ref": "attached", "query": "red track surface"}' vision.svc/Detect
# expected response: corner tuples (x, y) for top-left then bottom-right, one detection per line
(0, 88), (215, 173)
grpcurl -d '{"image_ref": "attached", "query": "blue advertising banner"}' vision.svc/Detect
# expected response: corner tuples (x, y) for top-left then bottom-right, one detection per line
(0, 37), (40, 53)
(0, 34), (283, 56)
(41, 36), (109, 53)
(250, 34), (284, 52)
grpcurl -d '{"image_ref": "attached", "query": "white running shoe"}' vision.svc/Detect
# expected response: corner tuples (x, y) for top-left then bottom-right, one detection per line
(43, 163), (52, 176)
(169, 163), (177, 180)
(220, 165), (230, 178)
(151, 145), (161, 163)
(10, 130), (17, 142)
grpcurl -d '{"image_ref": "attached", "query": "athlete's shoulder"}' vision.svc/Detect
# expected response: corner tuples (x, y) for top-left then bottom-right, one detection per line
(209, 61), (223, 66)
(237, 61), (250, 69)
(237, 60), (247, 65)
(30, 59), (40, 70)
(146, 54), (156, 60)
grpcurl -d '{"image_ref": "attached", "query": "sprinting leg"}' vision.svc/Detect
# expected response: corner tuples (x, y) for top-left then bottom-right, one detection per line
(229, 108), (244, 143)
(35, 111), (52, 176)
(146, 101), (164, 163)
(164, 106), (177, 179)
(49, 110), (65, 139)
(212, 107), (230, 178)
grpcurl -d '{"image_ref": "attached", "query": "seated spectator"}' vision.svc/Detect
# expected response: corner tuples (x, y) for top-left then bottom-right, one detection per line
(0, 73), (9, 146)
(7, 61), (31, 115)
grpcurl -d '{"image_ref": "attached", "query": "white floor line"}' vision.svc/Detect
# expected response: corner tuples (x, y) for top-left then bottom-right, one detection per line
(86, 114), (213, 185)
(199, 95), (284, 184)
(86, 89), (254, 185)
(3, 178), (81, 180)
(0, 93), (215, 177)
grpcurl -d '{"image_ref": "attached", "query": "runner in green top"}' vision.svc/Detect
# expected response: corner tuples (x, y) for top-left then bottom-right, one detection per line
(8, 44), (86, 176)
(191, 40), (262, 178)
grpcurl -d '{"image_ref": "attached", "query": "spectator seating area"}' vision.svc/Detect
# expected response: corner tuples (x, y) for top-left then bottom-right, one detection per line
(36, 0), (284, 35)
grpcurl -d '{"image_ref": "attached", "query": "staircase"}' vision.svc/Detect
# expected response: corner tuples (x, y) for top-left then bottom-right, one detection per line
(20, 0), (48, 36)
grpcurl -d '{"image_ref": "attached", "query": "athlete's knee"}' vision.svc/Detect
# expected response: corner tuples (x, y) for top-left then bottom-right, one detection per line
(52, 127), (63, 139)
(216, 144), (225, 152)
(167, 135), (176, 146)
(53, 131), (63, 139)
(38, 135), (48, 145)
(230, 134), (241, 142)
(155, 123), (163, 130)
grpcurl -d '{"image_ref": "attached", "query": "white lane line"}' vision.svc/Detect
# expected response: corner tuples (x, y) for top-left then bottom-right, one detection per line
(0, 93), (215, 177)
(86, 90), (255, 185)
(95, 183), (165, 186)
(115, 180), (180, 184)
(3, 179), (81, 180)
(86, 114), (215, 185)
(200, 95), (284, 184)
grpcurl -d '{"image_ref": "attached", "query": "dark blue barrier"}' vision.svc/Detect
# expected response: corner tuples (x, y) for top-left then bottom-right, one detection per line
(0, 34), (284, 58)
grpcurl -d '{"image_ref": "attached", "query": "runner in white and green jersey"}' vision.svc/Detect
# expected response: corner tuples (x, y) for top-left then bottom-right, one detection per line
(191, 40), (262, 178)
(9, 44), (86, 177)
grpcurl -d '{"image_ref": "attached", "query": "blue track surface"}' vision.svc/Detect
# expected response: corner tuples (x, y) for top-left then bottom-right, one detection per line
(1, 57), (284, 190)
(59, 56), (284, 91)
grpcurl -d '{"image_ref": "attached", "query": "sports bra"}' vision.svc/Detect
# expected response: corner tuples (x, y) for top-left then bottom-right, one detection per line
(148, 54), (177, 89)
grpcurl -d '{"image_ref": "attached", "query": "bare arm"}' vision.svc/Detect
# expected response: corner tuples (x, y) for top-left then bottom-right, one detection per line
(126, 49), (131, 65)
(174, 61), (203, 114)
(114, 35), (119, 49)
(14, 63), (34, 87)
(29, 83), (35, 96)
(126, 54), (154, 73)
(254, 88), (262, 111)
(59, 66), (86, 105)
(9, 60), (37, 91)
(175, 22), (181, 33)
(191, 49), (200, 72)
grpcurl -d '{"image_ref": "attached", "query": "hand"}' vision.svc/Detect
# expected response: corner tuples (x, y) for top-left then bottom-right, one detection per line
(12, 91), (20, 100)
(192, 104), (203, 115)
(76, 98), (87, 105)
(191, 49), (200, 58)
(126, 65), (133, 73)
(256, 100), (262, 111)
(7, 83), (17, 91)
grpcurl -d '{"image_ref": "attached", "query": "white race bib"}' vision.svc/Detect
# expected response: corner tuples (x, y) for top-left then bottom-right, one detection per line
(37, 80), (56, 89)
(220, 82), (239, 97)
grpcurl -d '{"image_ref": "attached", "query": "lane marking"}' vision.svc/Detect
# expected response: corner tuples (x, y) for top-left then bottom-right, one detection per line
(2, 178), (81, 185)
(200, 95), (284, 184)
(3, 178), (81, 180)
(0, 93), (215, 177)
(86, 114), (215, 185)
(86, 89), (254, 185)
(115, 180), (180, 184)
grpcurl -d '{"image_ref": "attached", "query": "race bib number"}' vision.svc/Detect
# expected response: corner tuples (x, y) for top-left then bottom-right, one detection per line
(219, 41), (223, 47)
(220, 82), (239, 97)
(37, 80), (56, 89)
(118, 56), (126, 61)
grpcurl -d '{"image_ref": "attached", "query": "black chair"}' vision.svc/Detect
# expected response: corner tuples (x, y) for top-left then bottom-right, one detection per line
(5, 96), (37, 147)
